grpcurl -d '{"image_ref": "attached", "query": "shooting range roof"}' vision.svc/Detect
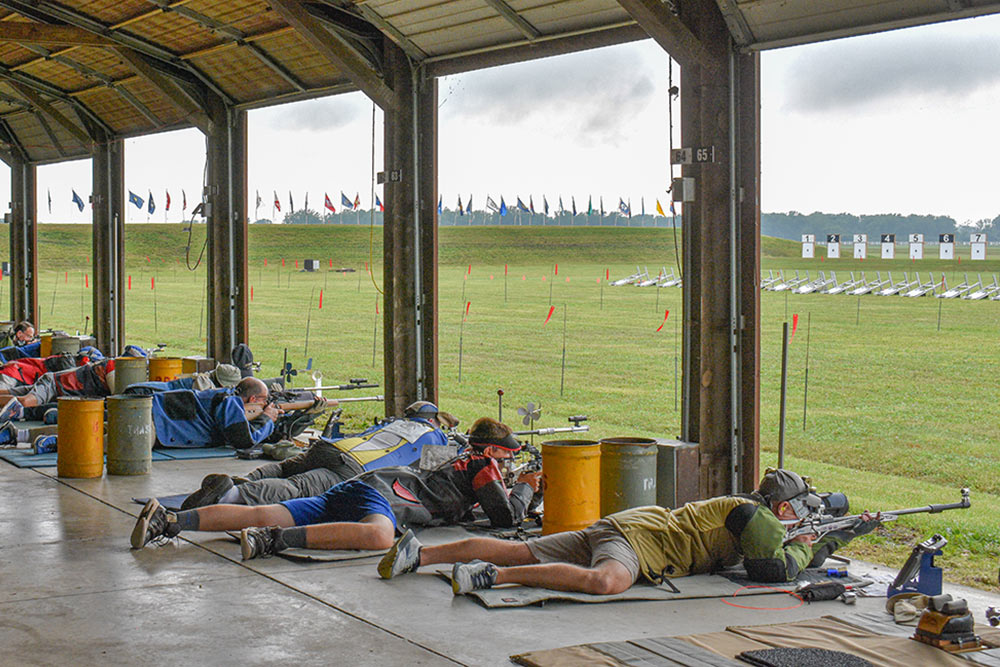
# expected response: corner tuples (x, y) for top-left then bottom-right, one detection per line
(1, 0), (998, 164)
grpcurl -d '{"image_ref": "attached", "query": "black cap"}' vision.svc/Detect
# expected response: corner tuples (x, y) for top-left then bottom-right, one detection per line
(758, 469), (821, 517)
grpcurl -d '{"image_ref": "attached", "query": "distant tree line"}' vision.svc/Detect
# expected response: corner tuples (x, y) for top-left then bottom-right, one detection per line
(761, 211), (1000, 243)
(253, 208), (1000, 242)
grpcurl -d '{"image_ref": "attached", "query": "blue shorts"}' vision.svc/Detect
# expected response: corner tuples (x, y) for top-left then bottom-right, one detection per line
(280, 480), (397, 529)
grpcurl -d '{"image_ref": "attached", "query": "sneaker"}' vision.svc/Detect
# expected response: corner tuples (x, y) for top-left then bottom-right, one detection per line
(32, 435), (56, 455)
(180, 473), (234, 511)
(240, 526), (282, 560)
(130, 498), (180, 549)
(43, 408), (58, 425)
(377, 529), (422, 579)
(451, 560), (498, 595)
(0, 421), (16, 447)
(0, 398), (23, 422)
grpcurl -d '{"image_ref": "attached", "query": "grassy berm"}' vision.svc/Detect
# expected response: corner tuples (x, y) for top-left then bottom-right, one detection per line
(8, 223), (999, 592)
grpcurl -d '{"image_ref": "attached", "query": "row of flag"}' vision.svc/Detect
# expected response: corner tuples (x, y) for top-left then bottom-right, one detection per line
(49, 188), (679, 219)
(460, 195), (676, 218)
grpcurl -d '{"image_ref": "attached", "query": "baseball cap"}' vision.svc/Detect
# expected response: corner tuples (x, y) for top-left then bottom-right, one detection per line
(758, 469), (821, 518)
(212, 364), (241, 387)
(404, 401), (439, 419)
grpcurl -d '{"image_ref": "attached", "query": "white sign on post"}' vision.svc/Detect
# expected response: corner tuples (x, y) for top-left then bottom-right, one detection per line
(939, 233), (955, 260)
(880, 234), (895, 259)
(801, 234), (815, 259)
(970, 233), (987, 260)
(826, 234), (840, 259)
(853, 234), (867, 259)
(908, 234), (924, 260)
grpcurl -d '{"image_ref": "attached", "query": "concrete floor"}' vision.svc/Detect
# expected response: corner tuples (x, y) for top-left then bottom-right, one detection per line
(2, 456), (997, 666)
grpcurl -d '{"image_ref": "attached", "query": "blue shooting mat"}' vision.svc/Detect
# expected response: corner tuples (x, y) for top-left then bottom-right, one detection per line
(0, 448), (171, 469)
(153, 447), (236, 460)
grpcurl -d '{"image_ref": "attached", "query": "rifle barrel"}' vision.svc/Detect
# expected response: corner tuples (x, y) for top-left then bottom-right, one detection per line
(311, 384), (380, 391)
(333, 395), (384, 403)
(512, 425), (589, 436)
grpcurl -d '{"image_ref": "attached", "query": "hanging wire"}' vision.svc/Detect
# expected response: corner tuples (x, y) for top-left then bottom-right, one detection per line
(368, 102), (383, 295)
(184, 140), (209, 271)
(667, 59), (682, 278)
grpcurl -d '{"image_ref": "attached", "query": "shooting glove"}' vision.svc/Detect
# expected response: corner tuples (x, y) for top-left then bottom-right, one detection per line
(850, 516), (880, 537)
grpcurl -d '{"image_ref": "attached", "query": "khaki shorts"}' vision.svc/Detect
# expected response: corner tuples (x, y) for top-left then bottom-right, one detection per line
(526, 518), (640, 584)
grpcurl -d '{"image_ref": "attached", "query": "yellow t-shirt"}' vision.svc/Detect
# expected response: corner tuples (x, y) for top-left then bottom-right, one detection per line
(607, 497), (751, 582)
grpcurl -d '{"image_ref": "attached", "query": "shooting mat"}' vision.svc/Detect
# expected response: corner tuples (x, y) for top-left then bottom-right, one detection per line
(511, 615), (1000, 667)
(217, 531), (387, 562)
(439, 568), (870, 608)
(0, 448), (171, 468)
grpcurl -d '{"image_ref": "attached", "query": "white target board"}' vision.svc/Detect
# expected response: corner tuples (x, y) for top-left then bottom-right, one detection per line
(801, 234), (815, 259)
(826, 234), (840, 259)
(939, 233), (955, 260)
(880, 234), (895, 259)
(971, 233), (987, 260)
(908, 234), (924, 260)
(853, 234), (867, 259)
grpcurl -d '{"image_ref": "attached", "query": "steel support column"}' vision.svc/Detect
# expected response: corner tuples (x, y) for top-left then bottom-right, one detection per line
(92, 138), (125, 354)
(204, 104), (249, 363)
(736, 51), (761, 491)
(680, 0), (760, 496)
(9, 158), (37, 326)
(382, 47), (438, 415)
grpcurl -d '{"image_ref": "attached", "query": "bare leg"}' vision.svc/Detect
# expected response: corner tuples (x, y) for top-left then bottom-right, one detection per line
(495, 559), (634, 595)
(19, 395), (38, 408)
(303, 514), (395, 550)
(419, 537), (537, 567)
(189, 503), (295, 531)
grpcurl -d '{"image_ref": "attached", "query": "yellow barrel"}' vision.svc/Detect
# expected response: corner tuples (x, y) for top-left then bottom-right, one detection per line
(114, 356), (148, 394)
(56, 397), (105, 479)
(600, 437), (658, 515)
(51, 335), (82, 355)
(39, 333), (53, 357)
(540, 439), (601, 535)
(148, 357), (182, 382)
(106, 395), (153, 475)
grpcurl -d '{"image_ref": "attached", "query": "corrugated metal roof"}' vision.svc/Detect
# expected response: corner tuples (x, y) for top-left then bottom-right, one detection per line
(0, 0), (997, 163)
(717, 0), (1000, 50)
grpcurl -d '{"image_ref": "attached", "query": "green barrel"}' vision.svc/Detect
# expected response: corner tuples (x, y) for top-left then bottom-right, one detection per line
(599, 437), (658, 515)
(106, 394), (154, 475)
(51, 335), (82, 355)
(113, 356), (148, 394)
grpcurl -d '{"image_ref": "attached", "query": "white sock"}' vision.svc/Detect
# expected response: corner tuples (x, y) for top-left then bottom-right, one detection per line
(16, 429), (29, 442)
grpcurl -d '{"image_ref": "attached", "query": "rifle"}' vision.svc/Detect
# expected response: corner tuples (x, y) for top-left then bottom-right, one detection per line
(512, 414), (589, 437)
(784, 488), (971, 543)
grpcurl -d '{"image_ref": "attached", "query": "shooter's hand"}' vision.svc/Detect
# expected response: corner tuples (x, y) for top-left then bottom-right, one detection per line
(262, 403), (283, 422)
(788, 533), (816, 547)
(850, 511), (881, 537)
(516, 471), (542, 492)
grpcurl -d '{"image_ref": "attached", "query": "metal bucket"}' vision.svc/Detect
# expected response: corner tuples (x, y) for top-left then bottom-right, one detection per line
(106, 394), (153, 475)
(56, 397), (105, 479)
(51, 335), (81, 355)
(540, 439), (601, 535)
(148, 357), (182, 382)
(182, 356), (214, 374)
(114, 356), (148, 394)
(599, 437), (658, 515)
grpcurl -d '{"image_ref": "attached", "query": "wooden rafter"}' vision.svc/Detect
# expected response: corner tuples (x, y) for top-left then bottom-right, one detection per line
(616, 0), (722, 69)
(6, 79), (92, 148)
(268, 0), (393, 109)
(0, 22), (112, 46)
(114, 47), (211, 134)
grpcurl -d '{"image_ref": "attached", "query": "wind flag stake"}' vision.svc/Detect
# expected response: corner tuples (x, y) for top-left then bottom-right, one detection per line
(543, 305), (555, 326)
(318, 290), (323, 309)
(656, 309), (670, 332)
(548, 278), (553, 306)
(458, 301), (470, 383)
(802, 312), (812, 431)
(304, 287), (315, 358)
(559, 305), (568, 396)
(153, 275), (158, 334)
(504, 263), (508, 303)
(778, 322), (790, 469)
(372, 296), (379, 367)
(937, 298), (943, 332)
(790, 313), (799, 341)
(49, 273), (58, 315)
(674, 314), (679, 412)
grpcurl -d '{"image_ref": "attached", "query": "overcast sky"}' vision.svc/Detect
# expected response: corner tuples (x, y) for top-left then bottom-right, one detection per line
(4, 11), (999, 226)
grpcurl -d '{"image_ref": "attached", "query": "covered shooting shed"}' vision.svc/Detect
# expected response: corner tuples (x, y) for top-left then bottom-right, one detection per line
(1, 0), (997, 498)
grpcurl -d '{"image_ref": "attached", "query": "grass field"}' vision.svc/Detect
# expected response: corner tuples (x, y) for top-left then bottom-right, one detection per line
(6, 223), (1000, 592)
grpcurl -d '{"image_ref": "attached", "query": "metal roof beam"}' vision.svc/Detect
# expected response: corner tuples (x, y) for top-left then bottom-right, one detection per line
(144, 1), (307, 91)
(33, 110), (67, 157)
(267, 0), (394, 109)
(113, 47), (211, 134)
(18, 44), (164, 126)
(481, 0), (540, 40)
(616, 0), (723, 69)
(0, 0), (232, 104)
(0, 22), (112, 46)
(0, 61), (111, 136)
(5, 79), (92, 148)
(0, 117), (28, 162)
(348, 3), (428, 62)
